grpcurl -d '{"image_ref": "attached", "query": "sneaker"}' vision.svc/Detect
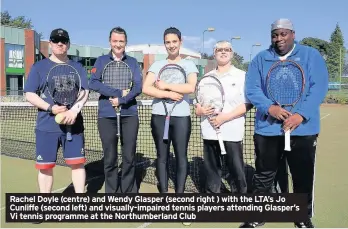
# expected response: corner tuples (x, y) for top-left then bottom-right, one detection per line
(239, 222), (265, 228)
(294, 219), (314, 228)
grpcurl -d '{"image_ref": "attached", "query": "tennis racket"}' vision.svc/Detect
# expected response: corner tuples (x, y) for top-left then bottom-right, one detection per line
(101, 61), (133, 137)
(196, 75), (226, 155)
(46, 63), (84, 141)
(266, 60), (305, 151)
(157, 64), (186, 140)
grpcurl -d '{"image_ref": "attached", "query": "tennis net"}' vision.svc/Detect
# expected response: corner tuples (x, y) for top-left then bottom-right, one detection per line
(0, 98), (256, 193)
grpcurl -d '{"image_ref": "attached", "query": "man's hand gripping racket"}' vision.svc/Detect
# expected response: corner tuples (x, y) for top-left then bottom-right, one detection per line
(266, 60), (305, 151)
(46, 64), (84, 141)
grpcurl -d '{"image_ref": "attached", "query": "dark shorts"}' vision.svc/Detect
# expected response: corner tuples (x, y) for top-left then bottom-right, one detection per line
(35, 129), (86, 169)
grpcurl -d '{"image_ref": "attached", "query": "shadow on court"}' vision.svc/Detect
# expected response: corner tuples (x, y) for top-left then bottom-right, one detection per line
(61, 153), (152, 194)
(167, 154), (257, 194)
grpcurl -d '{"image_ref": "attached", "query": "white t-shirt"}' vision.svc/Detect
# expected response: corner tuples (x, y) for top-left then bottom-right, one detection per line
(279, 44), (296, 60)
(199, 66), (250, 142)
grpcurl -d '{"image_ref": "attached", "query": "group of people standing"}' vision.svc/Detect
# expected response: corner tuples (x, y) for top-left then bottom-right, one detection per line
(24, 18), (328, 228)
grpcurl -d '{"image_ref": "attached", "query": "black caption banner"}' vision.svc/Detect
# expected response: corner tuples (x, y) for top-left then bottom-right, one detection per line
(6, 193), (307, 223)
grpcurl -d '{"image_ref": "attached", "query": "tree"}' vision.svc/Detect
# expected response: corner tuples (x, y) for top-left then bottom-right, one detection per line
(231, 52), (246, 70)
(344, 54), (348, 76)
(326, 24), (345, 80)
(0, 11), (43, 38)
(1, 10), (33, 29)
(201, 53), (214, 60)
(0, 11), (11, 25)
(242, 62), (250, 72)
(300, 37), (330, 59)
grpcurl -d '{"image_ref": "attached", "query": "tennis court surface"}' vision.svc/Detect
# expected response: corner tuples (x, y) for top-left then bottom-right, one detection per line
(1, 101), (347, 228)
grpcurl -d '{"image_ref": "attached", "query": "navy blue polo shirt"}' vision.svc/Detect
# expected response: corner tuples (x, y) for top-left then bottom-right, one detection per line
(24, 58), (89, 133)
(88, 53), (142, 118)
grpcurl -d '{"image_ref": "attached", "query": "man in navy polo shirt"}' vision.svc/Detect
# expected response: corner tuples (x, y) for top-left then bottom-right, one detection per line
(24, 28), (89, 193)
(89, 27), (142, 194)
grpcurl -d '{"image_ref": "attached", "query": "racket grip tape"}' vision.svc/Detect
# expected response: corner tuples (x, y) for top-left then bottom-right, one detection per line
(217, 131), (226, 155)
(117, 113), (121, 137)
(163, 116), (170, 140)
(284, 130), (291, 151)
(66, 125), (72, 141)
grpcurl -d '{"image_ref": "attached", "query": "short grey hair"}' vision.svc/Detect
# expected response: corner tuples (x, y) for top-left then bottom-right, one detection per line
(213, 40), (233, 52)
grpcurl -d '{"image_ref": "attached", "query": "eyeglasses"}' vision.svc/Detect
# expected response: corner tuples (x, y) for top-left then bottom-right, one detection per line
(50, 38), (69, 45)
(215, 48), (232, 53)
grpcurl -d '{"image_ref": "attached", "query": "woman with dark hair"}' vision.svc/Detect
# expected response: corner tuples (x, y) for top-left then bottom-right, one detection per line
(89, 27), (142, 193)
(142, 27), (198, 194)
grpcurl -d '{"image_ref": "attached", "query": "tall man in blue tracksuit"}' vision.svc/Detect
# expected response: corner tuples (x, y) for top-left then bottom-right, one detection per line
(240, 19), (328, 228)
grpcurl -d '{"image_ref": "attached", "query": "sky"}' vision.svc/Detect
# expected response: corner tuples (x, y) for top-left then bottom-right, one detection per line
(2, 0), (348, 62)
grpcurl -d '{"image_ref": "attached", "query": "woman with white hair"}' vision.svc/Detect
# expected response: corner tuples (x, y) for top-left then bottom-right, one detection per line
(195, 40), (252, 193)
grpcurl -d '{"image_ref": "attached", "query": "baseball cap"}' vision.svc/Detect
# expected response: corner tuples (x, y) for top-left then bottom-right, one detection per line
(49, 28), (70, 41)
(271, 19), (295, 31)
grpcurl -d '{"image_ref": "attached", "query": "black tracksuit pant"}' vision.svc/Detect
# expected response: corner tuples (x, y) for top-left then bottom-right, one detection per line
(253, 133), (317, 218)
(98, 116), (139, 193)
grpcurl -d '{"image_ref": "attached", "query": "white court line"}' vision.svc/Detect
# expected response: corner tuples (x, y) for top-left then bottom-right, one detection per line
(320, 113), (331, 120)
(137, 222), (153, 228)
(0, 175), (104, 212)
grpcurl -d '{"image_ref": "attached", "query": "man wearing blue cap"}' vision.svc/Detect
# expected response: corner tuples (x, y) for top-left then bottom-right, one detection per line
(239, 19), (328, 228)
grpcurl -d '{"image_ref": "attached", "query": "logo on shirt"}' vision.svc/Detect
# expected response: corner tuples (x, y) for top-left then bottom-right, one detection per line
(37, 155), (43, 161)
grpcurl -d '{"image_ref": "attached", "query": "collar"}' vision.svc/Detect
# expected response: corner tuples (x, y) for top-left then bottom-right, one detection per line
(212, 65), (235, 78)
(108, 51), (127, 61)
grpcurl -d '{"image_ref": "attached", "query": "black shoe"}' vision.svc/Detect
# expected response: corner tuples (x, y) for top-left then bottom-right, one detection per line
(239, 222), (265, 228)
(294, 219), (314, 228)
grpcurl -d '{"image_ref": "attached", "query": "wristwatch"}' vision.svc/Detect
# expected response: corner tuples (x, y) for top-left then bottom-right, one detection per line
(47, 105), (53, 114)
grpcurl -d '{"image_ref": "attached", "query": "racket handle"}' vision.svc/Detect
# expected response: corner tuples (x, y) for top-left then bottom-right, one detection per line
(66, 125), (72, 141)
(284, 130), (291, 151)
(116, 112), (121, 137)
(216, 130), (226, 155)
(163, 116), (170, 140)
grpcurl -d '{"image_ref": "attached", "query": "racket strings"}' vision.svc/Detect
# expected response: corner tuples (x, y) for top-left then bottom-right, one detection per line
(198, 88), (223, 109)
(159, 68), (186, 84)
(197, 77), (224, 111)
(47, 65), (80, 105)
(103, 62), (132, 90)
(268, 64), (303, 105)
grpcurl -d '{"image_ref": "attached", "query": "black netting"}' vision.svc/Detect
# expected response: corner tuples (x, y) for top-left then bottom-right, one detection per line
(0, 99), (256, 193)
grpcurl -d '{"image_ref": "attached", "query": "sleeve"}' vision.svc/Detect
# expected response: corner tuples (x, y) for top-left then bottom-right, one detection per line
(88, 57), (122, 97)
(24, 64), (40, 93)
(118, 59), (143, 105)
(147, 61), (159, 75)
(77, 64), (89, 90)
(240, 74), (251, 104)
(294, 49), (329, 120)
(185, 60), (199, 75)
(245, 56), (274, 115)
